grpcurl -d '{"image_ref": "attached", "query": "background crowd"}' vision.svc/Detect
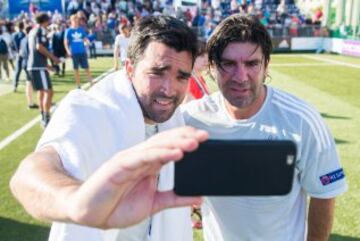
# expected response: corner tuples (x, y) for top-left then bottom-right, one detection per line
(0, 0), (327, 64)
(0, 0), (327, 121)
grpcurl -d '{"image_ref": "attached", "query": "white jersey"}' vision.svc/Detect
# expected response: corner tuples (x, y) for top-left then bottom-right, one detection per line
(182, 86), (347, 241)
(114, 34), (129, 62)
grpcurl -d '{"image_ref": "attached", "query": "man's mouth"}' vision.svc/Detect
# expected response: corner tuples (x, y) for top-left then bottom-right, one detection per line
(228, 82), (251, 94)
(154, 97), (175, 107)
(229, 86), (250, 94)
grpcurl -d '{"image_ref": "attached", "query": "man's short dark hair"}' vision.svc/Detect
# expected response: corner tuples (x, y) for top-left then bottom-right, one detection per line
(127, 15), (198, 67)
(35, 12), (50, 24)
(18, 21), (25, 30)
(207, 14), (272, 69)
(25, 25), (32, 34)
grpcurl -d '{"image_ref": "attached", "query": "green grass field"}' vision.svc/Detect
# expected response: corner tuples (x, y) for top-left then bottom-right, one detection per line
(0, 54), (359, 241)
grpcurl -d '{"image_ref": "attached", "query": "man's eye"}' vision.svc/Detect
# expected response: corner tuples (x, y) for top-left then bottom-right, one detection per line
(149, 72), (163, 76)
(177, 76), (189, 83)
(246, 61), (260, 67)
(221, 62), (234, 67)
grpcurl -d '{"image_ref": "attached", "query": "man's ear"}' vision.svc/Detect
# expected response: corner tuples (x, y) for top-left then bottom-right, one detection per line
(125, 58), (134, 81)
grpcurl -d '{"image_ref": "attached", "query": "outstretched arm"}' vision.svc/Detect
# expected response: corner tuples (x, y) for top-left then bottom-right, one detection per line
(10, 126), (208, 229)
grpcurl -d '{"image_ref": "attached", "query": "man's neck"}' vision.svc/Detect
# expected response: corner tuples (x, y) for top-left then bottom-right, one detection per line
(144, 117), (156, 125)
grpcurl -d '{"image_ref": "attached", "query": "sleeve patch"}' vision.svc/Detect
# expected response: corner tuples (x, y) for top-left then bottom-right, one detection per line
(319, 168), (345, 186)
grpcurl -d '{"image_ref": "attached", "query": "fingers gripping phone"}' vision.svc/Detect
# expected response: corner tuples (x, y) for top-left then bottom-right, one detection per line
(174, 140), (297, 196)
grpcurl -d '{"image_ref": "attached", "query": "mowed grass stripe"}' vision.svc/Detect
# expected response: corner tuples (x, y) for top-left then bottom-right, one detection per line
(271, 54), (320, 64)
(271, 63), (336, 67)
(272, 53), (360, 66)
(269, 64), (360, 109)
(320, 53), (360, 66)
(302, 55), (360, 69)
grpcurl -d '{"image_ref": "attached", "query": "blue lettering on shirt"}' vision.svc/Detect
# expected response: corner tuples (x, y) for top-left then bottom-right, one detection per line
(319, 168), (345, 186)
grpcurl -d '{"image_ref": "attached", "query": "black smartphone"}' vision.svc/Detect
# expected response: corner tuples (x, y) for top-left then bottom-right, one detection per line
(174, 140), (297, 196)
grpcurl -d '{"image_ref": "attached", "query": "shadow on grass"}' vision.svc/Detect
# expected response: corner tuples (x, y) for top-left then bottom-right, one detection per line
(335, 138), (350, 145)
(0, 217), (49, 241)
(321, 112), (351, 120)
(331, 234), (360, 241)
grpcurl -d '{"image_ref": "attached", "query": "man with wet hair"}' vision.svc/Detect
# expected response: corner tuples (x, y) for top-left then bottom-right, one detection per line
(183, 14), (347, 241)
(10, 15), (206, 241)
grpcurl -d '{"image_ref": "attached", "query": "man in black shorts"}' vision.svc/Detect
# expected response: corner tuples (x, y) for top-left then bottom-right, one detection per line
(27, 12), (60, 127)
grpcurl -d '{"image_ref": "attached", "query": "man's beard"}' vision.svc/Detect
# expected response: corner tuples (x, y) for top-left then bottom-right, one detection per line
(132, 85), (180, 123)
(222, 81), (258, 108)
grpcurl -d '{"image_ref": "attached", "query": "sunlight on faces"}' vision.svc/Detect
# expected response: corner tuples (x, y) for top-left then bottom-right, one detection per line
(126, 42), (193, 124)
(211, 42), (268, 118)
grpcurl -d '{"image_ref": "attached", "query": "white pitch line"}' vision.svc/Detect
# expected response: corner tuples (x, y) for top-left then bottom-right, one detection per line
(271, 63), (336, 67)
(301, 55), (360, 69)
(0, 68), (114, 151)
(0, 116), (42, 150)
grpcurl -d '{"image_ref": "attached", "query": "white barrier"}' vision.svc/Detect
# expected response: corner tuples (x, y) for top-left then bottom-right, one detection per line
(291, 37), (360, 57)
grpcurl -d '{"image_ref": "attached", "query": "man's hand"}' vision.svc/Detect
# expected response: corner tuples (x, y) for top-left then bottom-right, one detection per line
(46, 65), (55, 72)
(10, 126), (208, 229)
(68, 126), (208, 228)
(52, 56), (61, 65)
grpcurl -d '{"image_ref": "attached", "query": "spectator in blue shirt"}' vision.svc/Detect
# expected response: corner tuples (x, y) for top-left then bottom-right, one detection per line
(64, 14), (92, 88)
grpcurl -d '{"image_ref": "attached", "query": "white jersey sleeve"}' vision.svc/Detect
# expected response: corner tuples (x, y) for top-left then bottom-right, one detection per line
(297, 117), (347, 198)
(272, 89), (347, 198)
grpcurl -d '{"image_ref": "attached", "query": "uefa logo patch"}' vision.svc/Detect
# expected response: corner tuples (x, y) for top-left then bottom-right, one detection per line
(319, 168), (345, 186)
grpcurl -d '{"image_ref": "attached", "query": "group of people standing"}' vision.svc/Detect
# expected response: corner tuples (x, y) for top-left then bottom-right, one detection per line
(2, 12), (94, 128)
(10, 13), (347, 241)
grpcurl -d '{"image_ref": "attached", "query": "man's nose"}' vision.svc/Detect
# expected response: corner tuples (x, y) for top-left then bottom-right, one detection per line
(161, 78), (176, 96)
(233, 64), (248, 82)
